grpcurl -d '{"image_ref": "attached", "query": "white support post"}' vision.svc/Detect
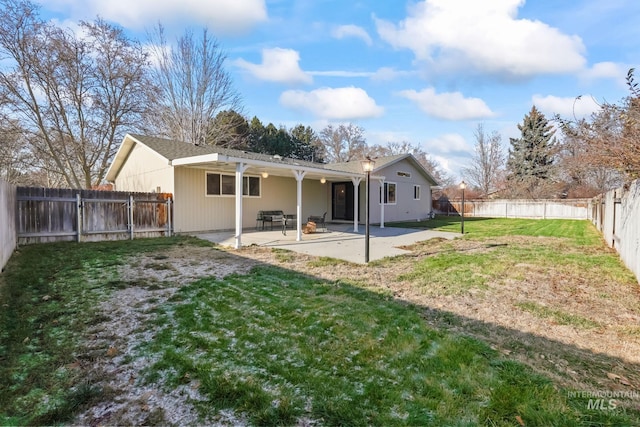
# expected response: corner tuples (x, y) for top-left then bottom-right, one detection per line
(235, 162), (250, 249)
(351, 177), (362, 232)
(378, 177), (386, 228)
(293, 170), (306, 241)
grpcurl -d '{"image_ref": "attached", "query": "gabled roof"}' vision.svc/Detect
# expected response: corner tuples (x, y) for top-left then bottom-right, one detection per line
(128, 134), (324, 169)
(106, 134), (439, 186)
(330, 154), (439, 186)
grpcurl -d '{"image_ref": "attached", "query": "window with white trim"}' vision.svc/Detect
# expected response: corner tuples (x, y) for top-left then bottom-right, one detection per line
(413, 185), (421, 200)
(206, 172), (261, 197)
(379, 182), (397, 204)
(397, 171), (411, 178)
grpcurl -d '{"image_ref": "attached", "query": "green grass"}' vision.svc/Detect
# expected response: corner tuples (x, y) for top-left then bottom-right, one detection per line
(140, 265), (629, 425)
(516, 301), (602, 329)
(0, 236), (212, 425)
(390, 216), (604, 246)
(1, 227), (638, 425)
(393, 217), (635, 295)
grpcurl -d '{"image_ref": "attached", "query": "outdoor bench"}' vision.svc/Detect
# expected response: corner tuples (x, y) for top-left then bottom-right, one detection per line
(256, 210), (286, 232)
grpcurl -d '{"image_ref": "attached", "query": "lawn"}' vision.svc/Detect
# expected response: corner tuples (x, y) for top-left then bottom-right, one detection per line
(1, 218), (639, 425)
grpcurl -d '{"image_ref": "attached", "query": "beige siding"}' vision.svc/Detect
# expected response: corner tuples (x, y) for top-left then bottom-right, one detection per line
(114, 143), (174, 194)
(302, 179), (330, 221)
(366, 159), (433, 224)
(173, 167), (329, 232)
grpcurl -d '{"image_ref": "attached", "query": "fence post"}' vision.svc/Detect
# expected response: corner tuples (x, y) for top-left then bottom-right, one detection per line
(166, 197), (172, 237)
(129, 195), (134, 240)
(76, 193), (81, 242)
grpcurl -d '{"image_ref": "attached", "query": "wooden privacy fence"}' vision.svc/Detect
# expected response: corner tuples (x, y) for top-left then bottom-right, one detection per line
(17, 187), (173, 244)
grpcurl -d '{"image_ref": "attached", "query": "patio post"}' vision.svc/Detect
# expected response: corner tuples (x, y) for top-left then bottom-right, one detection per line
(234, 162), (250, 249)
(378, 177), (386, 228)
(361, 157), (375, 263)
(351, 177), (362, 232)
(293, 170), (306, 241)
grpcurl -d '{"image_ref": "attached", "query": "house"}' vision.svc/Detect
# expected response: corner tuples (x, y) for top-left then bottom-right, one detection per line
(105, 134), (439, 248)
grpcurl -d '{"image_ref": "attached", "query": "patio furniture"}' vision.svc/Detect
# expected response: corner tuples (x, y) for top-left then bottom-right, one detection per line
(307, 212), (327, 232)
(284, 214), (297, 231)
(256, 210), (286, 233)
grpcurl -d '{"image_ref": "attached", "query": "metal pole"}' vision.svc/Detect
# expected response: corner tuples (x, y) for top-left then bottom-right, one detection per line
(365, 169), (370, 263)
(461, 188), (465, 235)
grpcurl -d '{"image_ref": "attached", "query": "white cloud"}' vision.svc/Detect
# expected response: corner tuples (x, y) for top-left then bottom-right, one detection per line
(309, 70), (374, 78)
(332, 24), (373, 46)
(279, 87), (384, 120)
(371, 67), (416, 82)
(235, 48), (312, 85)
(43, 0), (267, 34)
(399, 87), (495, 120)
(375, 0), (586, 78)
(424, 133), (471, 154)
(532, 94), (601, 118)
(581, 61), (627, 82)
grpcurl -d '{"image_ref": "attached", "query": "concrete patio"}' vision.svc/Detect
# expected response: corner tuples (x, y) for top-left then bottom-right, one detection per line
(195, 224), (459, 264)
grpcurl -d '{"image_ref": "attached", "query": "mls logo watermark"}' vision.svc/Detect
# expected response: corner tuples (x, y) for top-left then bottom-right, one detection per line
(568, 390), (639, 411)
(586, 399), (617, 411)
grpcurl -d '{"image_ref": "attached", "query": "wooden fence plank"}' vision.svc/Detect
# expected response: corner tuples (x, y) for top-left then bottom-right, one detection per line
(16, 187), (173, 244)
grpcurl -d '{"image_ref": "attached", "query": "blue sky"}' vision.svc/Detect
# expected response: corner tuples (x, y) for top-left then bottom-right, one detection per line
(39, 0), (639, 179)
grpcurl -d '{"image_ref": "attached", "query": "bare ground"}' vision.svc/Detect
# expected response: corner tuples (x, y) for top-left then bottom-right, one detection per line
(74, 236), (640, 424)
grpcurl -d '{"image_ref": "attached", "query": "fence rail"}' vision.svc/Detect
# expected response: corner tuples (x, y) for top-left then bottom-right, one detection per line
(16, 187), (173, 245)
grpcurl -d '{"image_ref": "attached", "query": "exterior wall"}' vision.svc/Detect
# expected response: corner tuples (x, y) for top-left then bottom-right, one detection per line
(113, 143), (174, 194)
(363, 160), (433, 224)
(173, 167), (329, 232)
(0, 179), (16, 270)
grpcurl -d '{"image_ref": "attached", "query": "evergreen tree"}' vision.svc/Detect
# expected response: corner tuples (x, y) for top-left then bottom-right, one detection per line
(208, 110), (249, 149)
(290, 124), (324, 162)
(507, 106), (556, 184)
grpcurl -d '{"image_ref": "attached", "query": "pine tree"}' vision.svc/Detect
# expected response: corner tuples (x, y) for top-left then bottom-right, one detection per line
(507, 106), (556, 183)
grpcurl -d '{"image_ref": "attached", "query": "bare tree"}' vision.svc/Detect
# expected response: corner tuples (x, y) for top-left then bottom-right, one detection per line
(555, 122), (622, 196)
(554, 69), (640, 188)
(318, 123), (366, 162)
(147, 25), (242, 145)
(461, 124), (504, 196)
(0, 118), (29, 183)
(0, 0), (151, 188)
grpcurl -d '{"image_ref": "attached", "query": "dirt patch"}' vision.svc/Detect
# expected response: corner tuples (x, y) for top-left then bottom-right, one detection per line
(74, 246), (261, 426)
(75, 237), (640, 424)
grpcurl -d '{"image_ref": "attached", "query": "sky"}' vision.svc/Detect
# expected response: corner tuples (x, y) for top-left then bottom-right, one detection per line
(38, 0), (639, 180)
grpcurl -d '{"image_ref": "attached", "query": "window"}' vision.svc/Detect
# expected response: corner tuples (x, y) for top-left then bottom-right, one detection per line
(206, 173), (221, 195)
(414, 185), (421, 200)
(397, 171), (411, 178)
(379, 182), (397, 205)
(206, 172), (261, 197)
